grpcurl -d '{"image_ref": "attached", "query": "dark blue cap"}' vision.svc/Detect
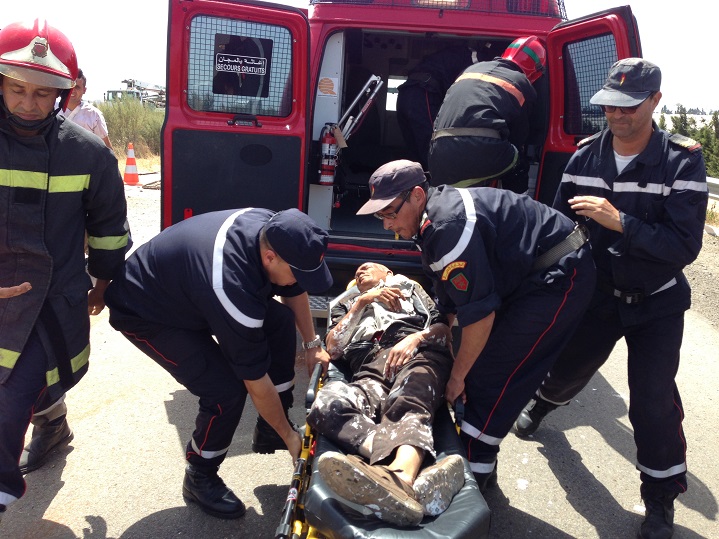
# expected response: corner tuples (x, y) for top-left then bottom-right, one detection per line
(264, 209), (332, 294)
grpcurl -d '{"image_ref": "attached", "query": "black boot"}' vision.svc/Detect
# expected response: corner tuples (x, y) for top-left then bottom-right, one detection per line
(20, 403), (74, 474)
(182, 464), (246, 519)
(514, 396), (557, 437)
(638, 489), (677, 539)
(251, 388), (297, 454)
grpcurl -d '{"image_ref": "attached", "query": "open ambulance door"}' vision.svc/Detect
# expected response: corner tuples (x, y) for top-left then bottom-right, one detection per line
(534, 5), (642, 205)
(161, 0), (310, 228)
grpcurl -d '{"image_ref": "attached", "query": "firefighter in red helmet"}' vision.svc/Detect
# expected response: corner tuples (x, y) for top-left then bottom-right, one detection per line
(428, 35), (547, 194)
(0, 19), (130, 522)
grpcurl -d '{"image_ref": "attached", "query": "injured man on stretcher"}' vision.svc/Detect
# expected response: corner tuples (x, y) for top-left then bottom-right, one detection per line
(307, 262), (465, 527)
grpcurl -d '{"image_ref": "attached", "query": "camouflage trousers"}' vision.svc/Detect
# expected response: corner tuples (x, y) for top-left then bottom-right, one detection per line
(308, 345), (452, 465)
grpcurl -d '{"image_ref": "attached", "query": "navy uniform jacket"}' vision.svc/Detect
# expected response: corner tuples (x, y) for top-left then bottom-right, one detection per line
(433, 58), (536, 146)
(554, 125), (707, 321)
(105, 208), (305, 381)
(416, 186), (578, 327)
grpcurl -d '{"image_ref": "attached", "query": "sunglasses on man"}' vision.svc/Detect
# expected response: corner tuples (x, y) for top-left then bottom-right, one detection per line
(600, 92), (655, 115)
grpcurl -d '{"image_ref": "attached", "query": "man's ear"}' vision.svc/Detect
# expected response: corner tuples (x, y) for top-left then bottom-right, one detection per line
(261, 248), (277, 267)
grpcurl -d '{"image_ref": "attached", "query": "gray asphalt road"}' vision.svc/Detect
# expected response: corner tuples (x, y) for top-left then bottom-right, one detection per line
(2, 183), (717, 539)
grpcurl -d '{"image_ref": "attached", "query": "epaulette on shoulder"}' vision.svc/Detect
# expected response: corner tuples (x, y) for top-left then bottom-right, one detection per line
(668, 133), (702, 152)
(577, 131), (602, 148)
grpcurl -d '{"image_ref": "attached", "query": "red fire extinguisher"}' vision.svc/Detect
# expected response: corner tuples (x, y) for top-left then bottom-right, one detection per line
(319, 123), (338, 186)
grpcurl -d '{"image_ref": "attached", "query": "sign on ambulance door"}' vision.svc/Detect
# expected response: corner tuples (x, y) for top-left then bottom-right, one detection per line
(535, 6), (642, 205)
(162, 0), (310, 228)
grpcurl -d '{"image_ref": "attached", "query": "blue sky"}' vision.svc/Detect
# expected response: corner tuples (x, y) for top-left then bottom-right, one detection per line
(3, 0), (715, 112)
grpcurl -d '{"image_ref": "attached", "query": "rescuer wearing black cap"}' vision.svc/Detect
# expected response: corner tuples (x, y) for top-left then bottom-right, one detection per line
(514, 58), (708, 539)
(357, 159), (596, 495)
(105, 208), (332, 520)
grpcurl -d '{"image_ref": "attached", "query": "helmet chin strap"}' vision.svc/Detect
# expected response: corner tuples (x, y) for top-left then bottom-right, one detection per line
(0, 95), (60, 133)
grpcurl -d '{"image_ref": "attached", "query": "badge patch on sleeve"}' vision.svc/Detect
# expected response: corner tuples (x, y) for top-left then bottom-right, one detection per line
(441, 261), (467, 281)
(450, 272), (469, 291)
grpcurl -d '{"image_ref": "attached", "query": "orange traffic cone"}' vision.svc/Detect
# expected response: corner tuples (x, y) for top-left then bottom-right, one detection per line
(123, 142), (139, 186)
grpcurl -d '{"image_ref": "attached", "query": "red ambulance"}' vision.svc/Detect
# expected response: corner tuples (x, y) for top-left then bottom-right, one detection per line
(162, 0), (641, 307)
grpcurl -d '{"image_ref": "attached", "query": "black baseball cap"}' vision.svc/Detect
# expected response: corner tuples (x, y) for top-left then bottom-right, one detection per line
(264, 209), (332, 294)
(356, 160), (428, 215)
(590, 58), (661, 107)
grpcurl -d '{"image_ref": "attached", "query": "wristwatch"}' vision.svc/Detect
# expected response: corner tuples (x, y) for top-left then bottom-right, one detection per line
(302, 335), (323, 350)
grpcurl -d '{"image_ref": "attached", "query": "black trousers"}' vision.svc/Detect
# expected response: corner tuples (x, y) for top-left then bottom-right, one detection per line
(110, 299), (296, 469)
(428, 135), (520, 190)
(537, 293), (688, 494)
(0, 327), (50, 504)
(460, 247), (595, 474)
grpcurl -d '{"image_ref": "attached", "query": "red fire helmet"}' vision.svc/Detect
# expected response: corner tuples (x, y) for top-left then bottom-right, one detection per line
(501, 36), (546, 84)
(0, 19), (78, 90)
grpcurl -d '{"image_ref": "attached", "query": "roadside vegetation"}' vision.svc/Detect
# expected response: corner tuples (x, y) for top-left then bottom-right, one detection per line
(98, 98), (163, 172)
(100, 99), (719, 224)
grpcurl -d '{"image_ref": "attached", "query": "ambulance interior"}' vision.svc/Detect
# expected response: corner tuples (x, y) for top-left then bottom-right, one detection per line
(306, 29), (525, 241)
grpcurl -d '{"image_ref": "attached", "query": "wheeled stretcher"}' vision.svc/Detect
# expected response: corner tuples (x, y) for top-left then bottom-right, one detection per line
(276, 363), (491, 539)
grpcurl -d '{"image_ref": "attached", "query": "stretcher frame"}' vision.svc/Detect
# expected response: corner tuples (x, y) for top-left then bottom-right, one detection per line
(275, 363), (491, 539)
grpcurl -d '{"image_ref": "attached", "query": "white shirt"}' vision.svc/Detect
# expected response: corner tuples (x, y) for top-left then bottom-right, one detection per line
(60, 100), (109, 139)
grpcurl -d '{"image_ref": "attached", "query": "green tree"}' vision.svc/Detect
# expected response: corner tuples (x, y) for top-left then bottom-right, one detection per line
(670, 104), (690, 136)
(658, 114), (666, 130)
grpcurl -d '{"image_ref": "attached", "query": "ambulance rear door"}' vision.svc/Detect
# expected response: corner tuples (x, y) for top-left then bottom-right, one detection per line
(162, 0), (310, 228)
(535, 5), (642, 205)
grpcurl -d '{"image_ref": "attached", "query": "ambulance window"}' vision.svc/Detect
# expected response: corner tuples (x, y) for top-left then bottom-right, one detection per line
(186, 15), (293, 117)
(562, 34), (616, 135)
(385, 76), (405, 112)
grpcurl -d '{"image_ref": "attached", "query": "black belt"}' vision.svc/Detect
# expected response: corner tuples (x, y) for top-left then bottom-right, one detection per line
(598, 282), (645, 304)
(597, 277), (677, 305)
(532, 224), (589, 271)
(432, 127), (502, 140)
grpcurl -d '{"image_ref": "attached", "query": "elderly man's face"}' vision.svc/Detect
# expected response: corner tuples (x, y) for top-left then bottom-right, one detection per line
(354, 262), (391, 292)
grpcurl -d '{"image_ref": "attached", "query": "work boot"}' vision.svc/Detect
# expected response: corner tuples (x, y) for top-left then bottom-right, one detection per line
(413, 454), (465, 516)
(182, 464), (246, 519)
(514, 396), (558, 437)
(251, 387), (297, 454)
(638, 490), (677, 539)
(318, 451), (424, 527)
(19, 414), (74, 474)
(473, 460), (498, 494)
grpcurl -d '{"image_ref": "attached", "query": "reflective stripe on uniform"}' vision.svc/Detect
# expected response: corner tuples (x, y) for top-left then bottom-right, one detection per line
(455, 72), (525, 106)
(275, 379), (295, 393)
(0, 169), (48, 189)
(0, 171), (91, 192)
(564, 173), (707, 195)
(50, 174), (91, 192)
(45, 344), (90, 387)
(0, 348), (21, 370)
(429, 188), (476, 272)
(87, 233), (130, 251)
(212, 209), (264, 329)
(636, 460), (687, 479)
(460, 420), (503, 446)
(191, 438), (231, 459)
